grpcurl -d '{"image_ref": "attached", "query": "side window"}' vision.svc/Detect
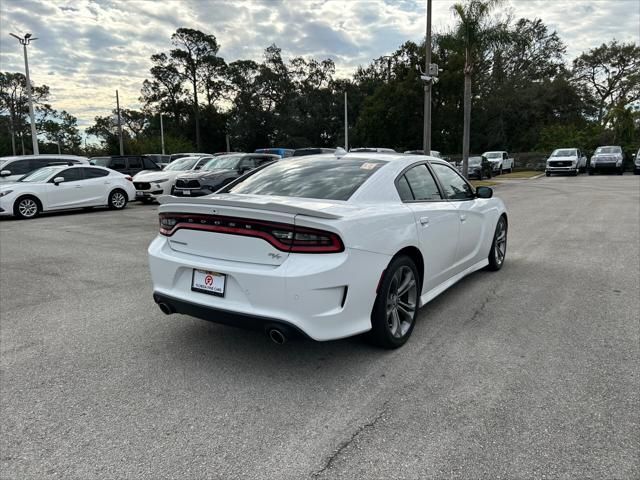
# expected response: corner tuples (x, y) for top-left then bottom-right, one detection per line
(396, 175), (414, 201)
(194, 158), (208, 170)
(111, 158), (126, 170)
(143, 158), (159, 169)
(32, 158), (51, 169)
(4, 160), (33, 175)
(128, 157), (142, 169)
(431, 163), (474, 200)
(82, 168), (109, 179)
(403, 164), (442, 201)
(256, 157), (275, 167)
(240, 158), (257, 170)
(57, 168), (83, 182)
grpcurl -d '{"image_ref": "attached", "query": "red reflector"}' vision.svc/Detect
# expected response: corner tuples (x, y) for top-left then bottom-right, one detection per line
(159, 213), (344, 254)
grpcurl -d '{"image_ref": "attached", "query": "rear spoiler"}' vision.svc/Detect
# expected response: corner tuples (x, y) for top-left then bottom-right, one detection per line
(157, 195), (342, 219)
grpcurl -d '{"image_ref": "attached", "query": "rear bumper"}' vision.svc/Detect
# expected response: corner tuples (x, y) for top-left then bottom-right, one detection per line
(153, 292), (310, 338)
(148, 235), (390, 341)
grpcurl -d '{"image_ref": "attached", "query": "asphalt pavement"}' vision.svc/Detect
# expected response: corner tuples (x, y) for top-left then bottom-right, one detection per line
(1, 174), (639, 479)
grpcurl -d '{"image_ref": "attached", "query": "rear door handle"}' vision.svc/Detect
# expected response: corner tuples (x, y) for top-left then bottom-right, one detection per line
(419, 216), (429, 226)
(460, 214), (467, 222)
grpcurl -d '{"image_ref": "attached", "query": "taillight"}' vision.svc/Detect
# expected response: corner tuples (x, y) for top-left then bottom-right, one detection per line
(159, 213), (344, 253)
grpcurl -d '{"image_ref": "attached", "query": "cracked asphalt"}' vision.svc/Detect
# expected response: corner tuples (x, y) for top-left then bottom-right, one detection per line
(1, 174), (639, 479)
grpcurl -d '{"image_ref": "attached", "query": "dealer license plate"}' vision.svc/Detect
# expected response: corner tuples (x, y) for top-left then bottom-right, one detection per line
(191, 269), (226, 297)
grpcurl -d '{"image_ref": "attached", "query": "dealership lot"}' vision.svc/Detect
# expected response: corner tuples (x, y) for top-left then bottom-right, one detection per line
(1, 175), (638, 478)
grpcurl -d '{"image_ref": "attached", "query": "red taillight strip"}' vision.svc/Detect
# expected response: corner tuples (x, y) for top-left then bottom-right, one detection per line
(159, 213), (344, 253)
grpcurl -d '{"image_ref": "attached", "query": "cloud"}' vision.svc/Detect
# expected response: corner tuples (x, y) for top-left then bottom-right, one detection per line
(0, 0), (638, 134)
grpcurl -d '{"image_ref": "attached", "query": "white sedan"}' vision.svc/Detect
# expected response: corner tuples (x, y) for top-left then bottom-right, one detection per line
(133, 156), (212, 203)
(148, 153), (508, 348)
(0, 165), (135, 219)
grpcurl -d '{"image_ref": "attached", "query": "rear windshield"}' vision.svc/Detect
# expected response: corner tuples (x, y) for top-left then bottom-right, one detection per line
(229, 158), (386, 201)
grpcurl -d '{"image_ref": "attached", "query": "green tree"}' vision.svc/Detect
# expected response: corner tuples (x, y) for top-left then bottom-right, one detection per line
(451, 0), (507, 176)
(572, 41), (640, 125)
(169, 28), (225, 150)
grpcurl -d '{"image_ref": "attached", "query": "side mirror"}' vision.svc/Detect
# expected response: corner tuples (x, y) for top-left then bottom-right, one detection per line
(476, 186), (493, 198)
(53, 176), (65, 185)
(0, 170), (11, 177)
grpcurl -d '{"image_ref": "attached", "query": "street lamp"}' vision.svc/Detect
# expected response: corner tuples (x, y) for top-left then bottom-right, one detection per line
(10, 32), (39, 155)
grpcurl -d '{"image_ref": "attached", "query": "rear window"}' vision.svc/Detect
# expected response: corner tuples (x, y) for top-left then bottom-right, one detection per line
(229, 158), (386, 201)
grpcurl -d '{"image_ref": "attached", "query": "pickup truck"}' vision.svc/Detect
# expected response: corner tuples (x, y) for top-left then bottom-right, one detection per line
(482, 151), (514, 174)
(545, 148), (587, 176)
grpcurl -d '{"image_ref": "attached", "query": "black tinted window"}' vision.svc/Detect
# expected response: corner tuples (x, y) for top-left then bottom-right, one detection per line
(431, 163), (474, 200)
(230, 158), (385, 201)
(143, 158), (160, 169)
(397, 175), (414, 201)
(4, 160), (33, 175)
(82, 167), (109, 178)
(111, 158), (126, 170)
(128, 157), (142, 169)
(58, 168), (83, 182)
(31, 158), (52, 169)
(404, 164), (441, 201)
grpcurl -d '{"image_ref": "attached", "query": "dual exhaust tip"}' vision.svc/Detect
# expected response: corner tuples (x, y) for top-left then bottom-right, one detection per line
(155, 300), (291, 345)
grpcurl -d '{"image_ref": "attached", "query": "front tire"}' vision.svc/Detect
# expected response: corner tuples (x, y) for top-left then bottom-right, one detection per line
(14, 195), (41, 219)
(487, 216), (507, 271)
(108, 189), (128, 210)
(369, 256), (420, 349)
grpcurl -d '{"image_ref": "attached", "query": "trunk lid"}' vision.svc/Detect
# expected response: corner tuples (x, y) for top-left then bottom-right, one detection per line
(158, 195), (355, 266)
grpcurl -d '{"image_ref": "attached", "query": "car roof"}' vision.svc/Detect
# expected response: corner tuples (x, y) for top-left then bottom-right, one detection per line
(1, 154), (89, 161)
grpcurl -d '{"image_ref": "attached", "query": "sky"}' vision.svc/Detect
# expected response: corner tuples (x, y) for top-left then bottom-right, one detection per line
(0, 0), (638, 135)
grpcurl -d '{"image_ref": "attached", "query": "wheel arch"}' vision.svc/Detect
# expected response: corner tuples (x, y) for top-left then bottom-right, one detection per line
(391, 246), (424, 291)
(14, 193), (43, 212)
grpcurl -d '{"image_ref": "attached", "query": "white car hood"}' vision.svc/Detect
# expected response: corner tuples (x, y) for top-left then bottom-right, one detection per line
(133, 170), (184, 182)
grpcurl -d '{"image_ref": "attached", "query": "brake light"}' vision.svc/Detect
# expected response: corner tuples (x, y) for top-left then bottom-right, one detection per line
(159, 213), (344, 253)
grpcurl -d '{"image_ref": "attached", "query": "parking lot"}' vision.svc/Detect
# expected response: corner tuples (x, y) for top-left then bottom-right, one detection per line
(1, 174), (638, 478)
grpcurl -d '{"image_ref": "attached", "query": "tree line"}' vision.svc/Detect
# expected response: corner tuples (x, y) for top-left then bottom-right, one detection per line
(1, 0), (638, 160)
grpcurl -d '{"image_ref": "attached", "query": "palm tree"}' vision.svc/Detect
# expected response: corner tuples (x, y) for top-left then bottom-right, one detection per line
(451, 0), (507, 178)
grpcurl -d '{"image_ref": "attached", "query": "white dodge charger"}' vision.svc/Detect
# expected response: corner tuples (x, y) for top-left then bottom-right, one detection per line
(148, 153), (508, 348)
(0, 164), (135, 219)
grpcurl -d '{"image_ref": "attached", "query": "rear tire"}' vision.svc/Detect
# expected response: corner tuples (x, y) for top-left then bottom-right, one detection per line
(369, 255), (420, 349)
(14, 195), (41, 219)
(486, 216), (507, 271)
(545, 171), (551, 177)
(108, 189), (128, 210)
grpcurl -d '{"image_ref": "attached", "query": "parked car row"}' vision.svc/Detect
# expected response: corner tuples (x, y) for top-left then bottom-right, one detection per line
(545, 145), (630, 176)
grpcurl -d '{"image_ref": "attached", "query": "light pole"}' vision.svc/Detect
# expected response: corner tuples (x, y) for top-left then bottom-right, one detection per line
(115, 90), (124, 155)
(10, 32), (39, 155)
(344, 91), (349, 151)
(422, 0), (432, 155)
(160, 113), (165, 154)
